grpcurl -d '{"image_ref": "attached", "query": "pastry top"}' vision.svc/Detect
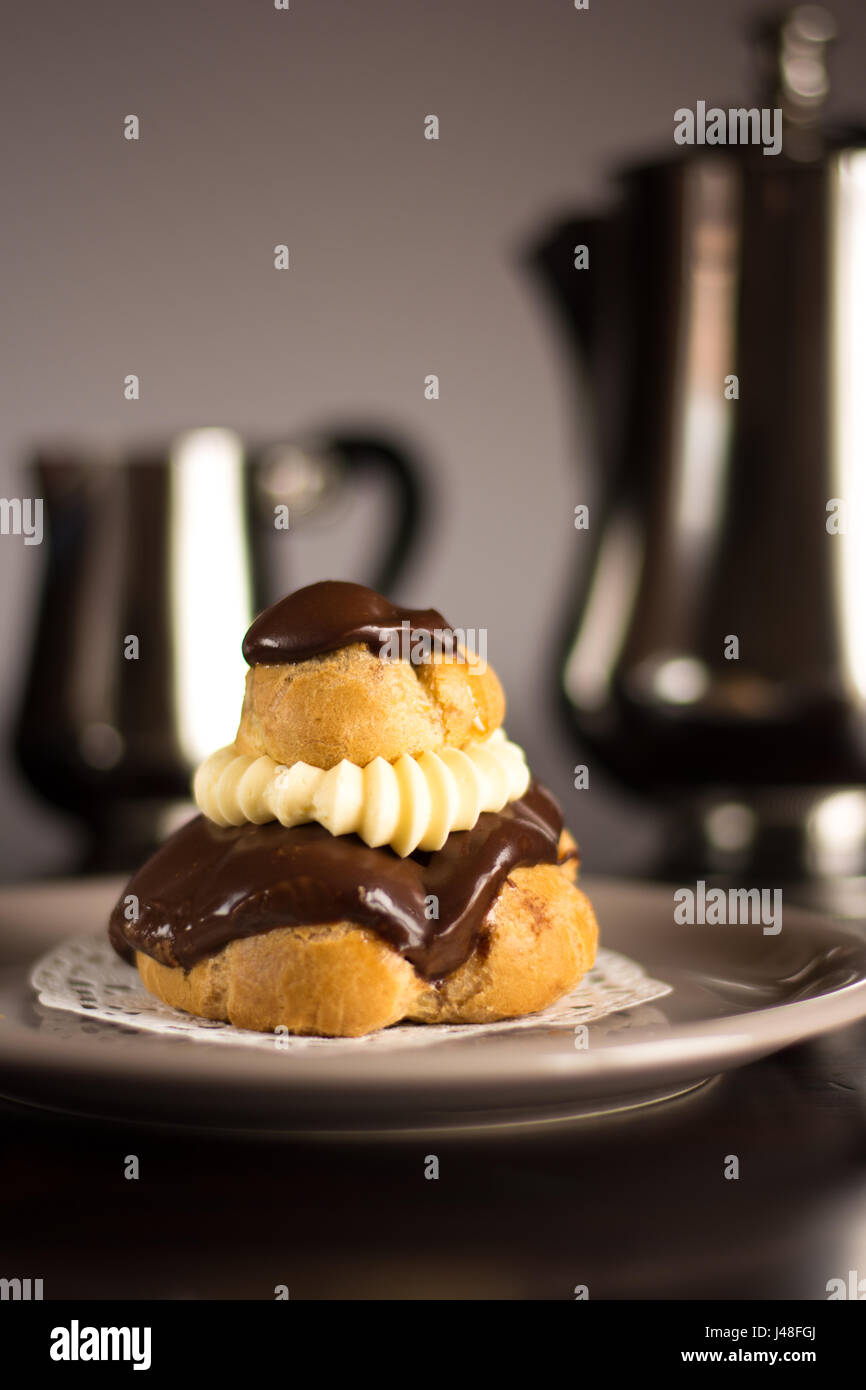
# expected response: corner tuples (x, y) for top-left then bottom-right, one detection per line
(235, 581), (505, 769)
(242, 579), (450, 665)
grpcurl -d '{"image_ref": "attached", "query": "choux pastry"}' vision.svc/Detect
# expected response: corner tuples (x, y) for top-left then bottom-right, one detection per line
(109, 580), (598, 1036)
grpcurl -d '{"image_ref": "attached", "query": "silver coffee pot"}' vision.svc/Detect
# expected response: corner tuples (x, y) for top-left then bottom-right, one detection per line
(531, 7), (866, 877)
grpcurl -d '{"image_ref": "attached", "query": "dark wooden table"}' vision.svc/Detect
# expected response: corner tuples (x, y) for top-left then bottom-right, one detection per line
(2, 1016), (865, 1300)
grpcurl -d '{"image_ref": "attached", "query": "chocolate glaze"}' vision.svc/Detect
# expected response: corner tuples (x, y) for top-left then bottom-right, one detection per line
(109, 783), (570, 981)
(242, 579), (451, 665)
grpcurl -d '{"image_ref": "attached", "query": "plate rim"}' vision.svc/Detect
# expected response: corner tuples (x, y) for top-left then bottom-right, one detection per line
(2, 874), (866, 1103)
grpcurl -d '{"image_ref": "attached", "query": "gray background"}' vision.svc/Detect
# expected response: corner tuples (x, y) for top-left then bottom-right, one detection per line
(2, 0), (865, 878)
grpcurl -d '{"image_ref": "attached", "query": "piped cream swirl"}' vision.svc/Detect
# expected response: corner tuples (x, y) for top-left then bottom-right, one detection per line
(193, 729), (530, 857)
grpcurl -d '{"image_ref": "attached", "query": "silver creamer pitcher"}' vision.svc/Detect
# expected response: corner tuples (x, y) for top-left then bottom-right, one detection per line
(14, 428), (424, 869)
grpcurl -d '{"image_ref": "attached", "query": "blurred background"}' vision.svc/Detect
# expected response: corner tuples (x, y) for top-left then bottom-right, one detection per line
(2, 0), (866, 882)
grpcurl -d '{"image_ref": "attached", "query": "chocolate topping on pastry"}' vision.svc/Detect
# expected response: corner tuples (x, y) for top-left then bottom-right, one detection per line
(242, 579), (450, 666)
(109, 783), (565, 981)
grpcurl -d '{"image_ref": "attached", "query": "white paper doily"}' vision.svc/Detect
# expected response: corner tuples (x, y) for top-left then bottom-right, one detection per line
(30, 936), (672, 1051)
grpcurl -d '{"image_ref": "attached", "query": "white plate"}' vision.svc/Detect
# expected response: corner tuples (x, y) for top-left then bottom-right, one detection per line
(1, 875), (865, 1133)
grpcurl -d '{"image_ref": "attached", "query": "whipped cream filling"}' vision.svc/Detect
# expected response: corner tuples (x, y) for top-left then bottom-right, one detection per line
(193, 728), (530, 857)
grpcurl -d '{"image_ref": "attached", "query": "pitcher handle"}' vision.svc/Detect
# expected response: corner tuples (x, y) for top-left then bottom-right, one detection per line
(328, 432), (427, 593)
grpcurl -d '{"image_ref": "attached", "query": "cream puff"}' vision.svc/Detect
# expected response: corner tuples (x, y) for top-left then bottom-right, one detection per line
(109, 580), (598, 1036)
